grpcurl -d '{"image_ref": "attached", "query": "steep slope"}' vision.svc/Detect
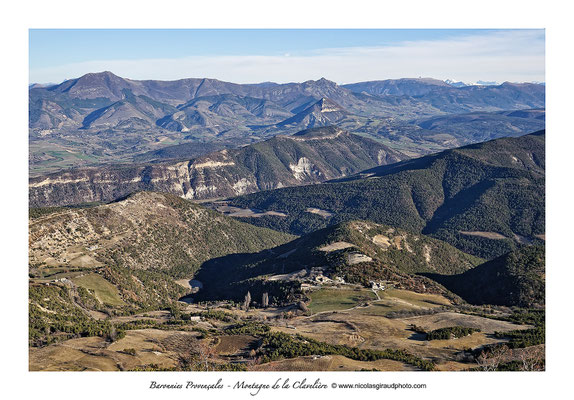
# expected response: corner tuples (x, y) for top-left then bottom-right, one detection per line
(29, 127), (406, 207)
(275, 98), (350, 129)
(226, 131), (545, 259)
(53, 71), (141, 101)
(31, 72), (546, 134)
(29, 191), (294, 279)
(424, 245), (545, 307)
(28, 192), (295, 339)
(192, 220), (482, 304)
(81, 92), (178, 130)
(30, 73), (362, 133)
(133, 141), (229, 162)
(156, 94), (293, 133)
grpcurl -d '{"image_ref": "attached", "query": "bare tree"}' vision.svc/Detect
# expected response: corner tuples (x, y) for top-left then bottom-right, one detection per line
(107, 324), (118, 342)
(262, 292), (269, 308)
(246, 351), (260, 370)
(190, 338), (216, 371)
(519, 345), (545, 371)
(243, 291), (251, 311)
(476, 345), (509, 371)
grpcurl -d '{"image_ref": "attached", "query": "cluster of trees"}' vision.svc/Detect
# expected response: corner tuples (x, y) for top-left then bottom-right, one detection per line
(426, 326), (480, 340)
(474, 343), (545, 371)
(409, 324), (479, 340)
(494, 325), (545, 349)
(241, 291), (269, 310)
(472, 308), (545, 349)
(193, 264), (303, 305)
(223, 322), (271, 336)
(259, 331), (435, 371)
(99, 266), (187, 312)
(29, 285), (125, 347)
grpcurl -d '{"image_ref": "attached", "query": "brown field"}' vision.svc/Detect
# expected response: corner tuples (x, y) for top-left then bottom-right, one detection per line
(252, 355), (417, 371)
(269, 288), (530, 370)
(29, 285), (535, 372)
(29, 336), (120, 371)
(215, 335), (259, 355)
(29, 329), (199, 371)
(402, 312), (531, 333)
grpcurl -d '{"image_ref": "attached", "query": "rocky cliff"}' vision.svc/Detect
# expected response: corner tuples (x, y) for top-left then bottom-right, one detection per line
(29, 127), (406, 207)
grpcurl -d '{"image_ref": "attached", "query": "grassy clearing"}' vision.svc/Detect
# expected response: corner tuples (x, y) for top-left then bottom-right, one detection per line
(382, 289), (452, 308)
(308, 287), (377, 314)
(72, 274), (125, 306)
(252, 354), (416, 371)
(353, 301), (418, 316)
(344, 289), (451, 317)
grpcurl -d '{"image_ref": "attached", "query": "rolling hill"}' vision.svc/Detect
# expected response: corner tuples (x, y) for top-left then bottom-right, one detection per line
(413, 109), (545, 144)
(29, 191), (295, 310)
(424, 245), (545, 307)
(225, 131), (545, 259)
(29, 127), (406, 207)
(29, 191), (294, 274)
(192, 220), (483, 304)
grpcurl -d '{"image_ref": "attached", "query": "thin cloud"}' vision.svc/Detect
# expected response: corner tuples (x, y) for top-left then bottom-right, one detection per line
(30, 30), (544, 84)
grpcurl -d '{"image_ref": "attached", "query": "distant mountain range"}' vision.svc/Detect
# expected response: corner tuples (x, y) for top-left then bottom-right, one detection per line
(29, 72), (545, 176)
(30, 72), (545, 134)
(29, 126), (405, 207)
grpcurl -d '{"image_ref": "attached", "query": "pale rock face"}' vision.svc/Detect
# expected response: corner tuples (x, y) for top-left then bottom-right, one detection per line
(423, 244), (432, 264)
(180, 184), (219, 200)
(190, 160), (235, 169)
(232, 178), (253, 195)
(319, 102), (342, 113)
(377, 149), (390, 165)
(346, 253), (373, 265)
(181, 190), (196, 200)
(173, 111), (186, 120)
(289, 128), (344, 141)
(30, 177), (90, 188)
(289, 157), (321, 181)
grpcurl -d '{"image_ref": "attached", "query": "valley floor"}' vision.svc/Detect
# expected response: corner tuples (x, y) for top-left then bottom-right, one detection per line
(29, 288), (534, 372)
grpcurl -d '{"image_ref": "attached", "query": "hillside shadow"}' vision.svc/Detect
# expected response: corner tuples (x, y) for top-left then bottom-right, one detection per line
(407, 332), (428, 341)
(188, 228), (334, 304)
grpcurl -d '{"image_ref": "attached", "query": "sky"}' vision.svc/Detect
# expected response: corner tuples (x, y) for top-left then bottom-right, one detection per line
(29, 29), (545, 85)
